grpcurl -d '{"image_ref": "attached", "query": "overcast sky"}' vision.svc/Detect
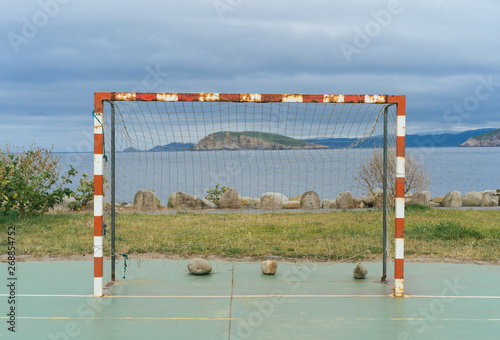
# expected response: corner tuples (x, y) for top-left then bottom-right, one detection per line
(2, 0), (499, 152)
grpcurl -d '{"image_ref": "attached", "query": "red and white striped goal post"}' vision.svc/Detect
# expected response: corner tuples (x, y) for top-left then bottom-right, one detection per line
(93, 92), (406, 297)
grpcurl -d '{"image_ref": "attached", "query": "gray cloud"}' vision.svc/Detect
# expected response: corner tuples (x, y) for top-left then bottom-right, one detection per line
(1, 0), (499, 151)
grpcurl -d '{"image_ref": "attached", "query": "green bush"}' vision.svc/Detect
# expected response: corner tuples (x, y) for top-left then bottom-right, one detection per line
(0, 144), (76, 217)
(205, 184), (227, 206)
(70, 173), (94, 210)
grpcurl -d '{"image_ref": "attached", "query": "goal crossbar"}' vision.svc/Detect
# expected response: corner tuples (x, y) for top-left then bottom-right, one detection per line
(93, 92), (406, 297)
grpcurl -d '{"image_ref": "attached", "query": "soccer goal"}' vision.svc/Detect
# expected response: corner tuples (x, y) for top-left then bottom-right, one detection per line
(93, 92), (406, 297)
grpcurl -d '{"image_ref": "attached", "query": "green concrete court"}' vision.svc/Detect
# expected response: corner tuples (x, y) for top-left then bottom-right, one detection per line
(1, 260), (499, 339)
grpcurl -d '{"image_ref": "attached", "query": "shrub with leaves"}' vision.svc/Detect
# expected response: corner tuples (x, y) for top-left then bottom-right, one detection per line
(0, 144), (76, 217)
(205, 184), (227, 206)
(69, 173), (94, 210)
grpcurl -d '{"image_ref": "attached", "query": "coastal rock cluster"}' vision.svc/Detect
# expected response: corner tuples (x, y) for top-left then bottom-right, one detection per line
(130, 188), (499, 211)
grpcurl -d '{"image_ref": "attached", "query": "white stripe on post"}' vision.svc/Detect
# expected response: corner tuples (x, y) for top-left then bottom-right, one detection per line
(94, 236), (103, 257)
(395, 198), (405, 219)
(94, 277), (103, 297)
(395, 238), (404, 259)
(94, 195), (103, 217)
(394, 279), (404, 296)
(397, 116), (406, 136)
(396, 157), (405, 177)
(94, 155), (103, 175)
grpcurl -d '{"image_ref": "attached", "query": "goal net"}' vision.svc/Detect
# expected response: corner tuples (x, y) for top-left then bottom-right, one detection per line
(93, 93), (406, 297)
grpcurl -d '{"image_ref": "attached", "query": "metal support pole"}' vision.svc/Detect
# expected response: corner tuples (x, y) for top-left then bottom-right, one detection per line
(111, 103), (116, 282)
(381, 106), (389, 282)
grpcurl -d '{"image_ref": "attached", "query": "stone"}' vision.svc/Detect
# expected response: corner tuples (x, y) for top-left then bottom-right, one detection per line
(86, 200), (94, 210)
(260, 192), (289, 210)
(441, 191), (462, 207)
(248, 198), (261, 209)
(362, 195), (376, 207)
(202, 198), (217, 209)
(283, 201), (301, 209)
(219, 187), (241, 209)
(429, 202), (440, 208)
(187, 258), (212, 275)
(300, 191), (321, 209)
(133, 190), (158, 211)
(353, 263), (368, 279)
(411, 191), (432, 206)
(336, 191), (355, 209)
(289, 194), (302, 202)
(322, 199), (337, 209)
(261, 260), (277, 275)
(354, 198), (365, 209)
(373, 192), (395, 208)
(432, 196), (444, 204)
(167, 192), (206, 210)
(481, 192), (499, 207)
(462, 191), (483, 207)
(52, 196), (77, 212)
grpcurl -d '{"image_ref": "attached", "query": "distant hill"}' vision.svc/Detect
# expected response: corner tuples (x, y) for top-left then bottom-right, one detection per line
(149, 142), (194, 152)
(193, 131), (328, 150)
(459, 128), (500, 147)
(407, 128), (496, 147)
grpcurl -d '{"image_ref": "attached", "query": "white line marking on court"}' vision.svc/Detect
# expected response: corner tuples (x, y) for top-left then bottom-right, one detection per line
(1, 294), (499, 299)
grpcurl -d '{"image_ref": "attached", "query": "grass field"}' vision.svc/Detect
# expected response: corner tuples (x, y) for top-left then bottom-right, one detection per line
(1, 206), (499, 261)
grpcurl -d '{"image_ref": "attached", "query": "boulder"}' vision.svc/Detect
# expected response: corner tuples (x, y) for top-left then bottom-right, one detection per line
(283, 201), (301, 209)
(432, 196), (444, 204)
(429, 202), (440, 208)
(322, 199), (337, 209)
(52, 196), (77, 212)
(247, 198), (261, 209)
(362, 195), (376, 207)
(261, 260), (277, 275)
(201, 198), (217, 209)
(86, 200), (94, 210)
(167, 192), (207, 209)
(187, 258), (212, 275)
(260, 192), (289, 210)
(373, 192), (395, 208)
(219, 187), (241, 209)
(353, 263), (368, 279)
(336, 191), (355, 209)
(354, 198), (365, 209)
(411, 191), (432, 206)
(133, 190), (158, 211)
(300, 191), (321, 209)
(462, 191), (483, 207)
(481, 192), (499, 207)
(441, 191), (462, 207)
(289, 194), (302, 201)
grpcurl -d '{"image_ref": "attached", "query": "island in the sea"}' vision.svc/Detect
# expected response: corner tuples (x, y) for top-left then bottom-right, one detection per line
(460, 128), (500, 147)
(192, 131), (329, 150)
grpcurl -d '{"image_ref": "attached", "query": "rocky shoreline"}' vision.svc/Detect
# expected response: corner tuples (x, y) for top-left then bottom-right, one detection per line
(124, 188), (500, 212)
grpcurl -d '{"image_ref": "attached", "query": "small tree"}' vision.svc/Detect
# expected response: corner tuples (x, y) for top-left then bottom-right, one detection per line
(356, 150), (431, 204)
(0, 144), (76, 217)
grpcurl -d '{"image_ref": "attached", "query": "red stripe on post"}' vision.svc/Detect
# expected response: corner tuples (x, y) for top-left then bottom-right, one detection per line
(395, 219), (404, 238)
(137, 93), (157, 101)
(302, 94), (324, 103)
(394, 259), (404, 279)
(219, 93), (240, 102)
(94, 175), (103, 196)
(94, 258), (103, 277)
(177, 93), (200, 101)
(261, 94), (282, 102)
(94, 134), (103, 155)
(396, 137), (405, 157)
(396, 177), (405, 198)
(94, 216), (103, 236)
(343, 95), (364, 103)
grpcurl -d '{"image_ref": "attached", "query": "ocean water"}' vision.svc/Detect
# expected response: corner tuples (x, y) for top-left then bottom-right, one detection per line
(56, 147), (500, 204)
